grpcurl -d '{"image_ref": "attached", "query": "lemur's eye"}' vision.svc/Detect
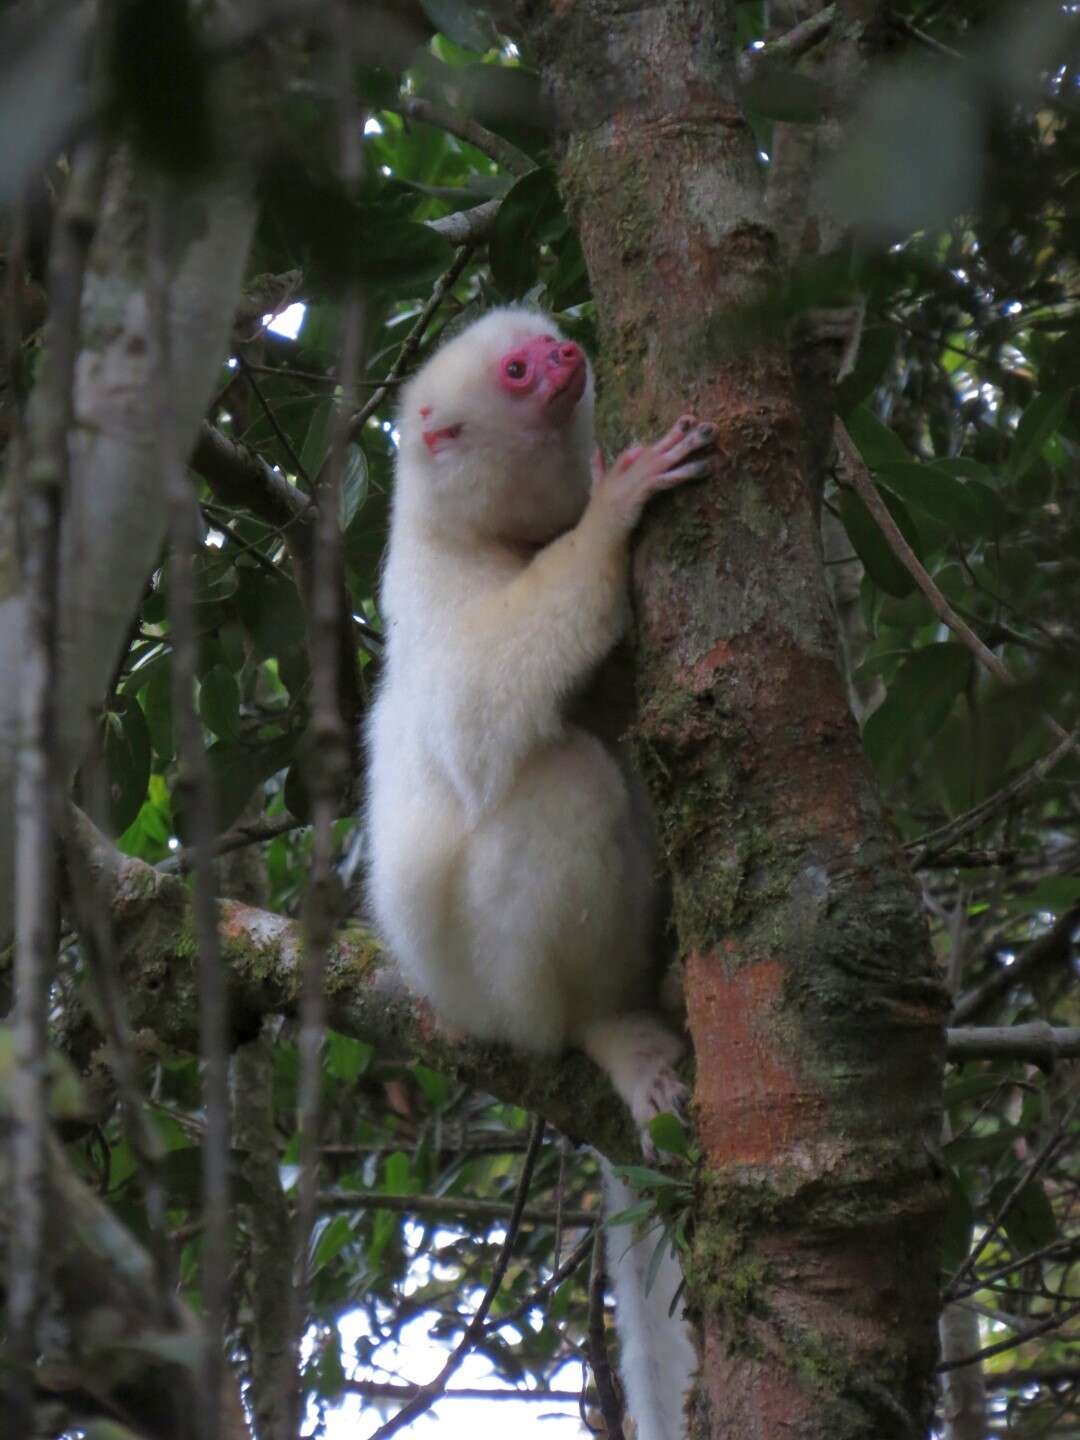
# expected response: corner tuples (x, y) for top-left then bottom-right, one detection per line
(505, 360), (526, 379)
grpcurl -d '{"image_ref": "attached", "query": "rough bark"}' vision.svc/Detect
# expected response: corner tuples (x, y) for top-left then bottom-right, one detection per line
(520, 4), (947, 1438)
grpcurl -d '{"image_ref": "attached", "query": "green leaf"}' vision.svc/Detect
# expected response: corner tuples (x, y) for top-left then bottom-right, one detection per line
(846, 405), (909, 467)
(644, 1231), (674, 1296)
(353, 211), (456, 293)
(312, 1214), (355, 1273)
(144, 660), (174, 763)
(176, 732), (296, 837)
(1007, 392), (1069, 481)
(82, 1424), (149, 1440)
(941, 1168), (975, 1273)
(876, 462), (985, 538)
(420, 0), (496, 52)
(109, 0), (213, 175)
(300, 397), (334, 479)
(325, 1031), (373, 1084)
(605, 1201), (657, 1229)
(989, 1176), (1058, 1255)
(611, 1165), (688, 1190)
(101, 693), (153, 834)
(837, 488), (922, 598)
(490, 168), (565, 299)
(743, 67), (826, 124)
(198, 664), (241, 739)
(964, 481), (1008, 538)
(863, 643), (973, 784)
(383, 1150), (415, 1194)
(341, 444), (369, 530)
(648, 1112), (689, 1157)
(547, 227), (591, 312)
(413, 1065), (452, 1107)
(836, 324), (898, 414)
(734, 1), (766, 47)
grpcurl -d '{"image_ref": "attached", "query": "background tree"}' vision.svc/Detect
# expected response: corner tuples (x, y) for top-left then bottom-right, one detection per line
(0, 3), (1078, 1440)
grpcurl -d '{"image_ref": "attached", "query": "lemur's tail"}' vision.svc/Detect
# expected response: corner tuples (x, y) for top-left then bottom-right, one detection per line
(603, 1164), (696, 1440)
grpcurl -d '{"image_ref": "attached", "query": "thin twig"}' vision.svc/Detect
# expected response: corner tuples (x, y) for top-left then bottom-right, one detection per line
(936, 1303), (1080, 1373)
(835, 421), (1014, 689)
(237, 352), (312, 484)
(9, 139), (107, 1432)
(345, 1381), (582, 1403)
(242, 359), (398, 388)
(947, 1239), (1080, 1304)
(835, 419), (1074, 751)
(346, 243), (477, 443)
(160, 814), (304, 874)
(943, 1087), (1080, 1302)
(484, 1225), (597, 1336)
(890, 12), (964, 62)
(761, 2), (836, 61)
(64, 815), (173, 1289)
(148, 184), (230, 1440)
(588, 1228), (626, 1440)
(951, 905), (1080, 1026)
(365, 1118), (547, 1440)
(389, 97), (535, 175)
(289, 11), (362, 1434)
(907, 730), (1079, 867)
(913, 847), (1016, 870)
(317, 1189), (593, 1227)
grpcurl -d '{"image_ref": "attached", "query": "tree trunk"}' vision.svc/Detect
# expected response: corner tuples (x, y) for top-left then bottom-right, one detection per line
(0, 156), (255, 941)
(521, 5), (948, 1437)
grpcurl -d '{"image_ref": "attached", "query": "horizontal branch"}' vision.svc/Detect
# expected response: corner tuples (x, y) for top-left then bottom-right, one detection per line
(388, 98), (534, 175)
(343, 1380), (582, 1404)
(946, 1023), (1080, 1067)
(317, 1189), (594, 1227)
(61, 810), (639, 1162)
(427, 197), (501, 245)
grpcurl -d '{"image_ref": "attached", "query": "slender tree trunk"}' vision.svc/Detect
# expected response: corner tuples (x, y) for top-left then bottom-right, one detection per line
(521, 5), (948, 1437)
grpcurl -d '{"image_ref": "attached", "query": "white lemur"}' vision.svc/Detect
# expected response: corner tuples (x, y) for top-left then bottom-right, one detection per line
(366, 307), (714, 1440)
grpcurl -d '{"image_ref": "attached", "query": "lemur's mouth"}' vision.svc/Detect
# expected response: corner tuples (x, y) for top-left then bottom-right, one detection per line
(544, 363), (587, 415)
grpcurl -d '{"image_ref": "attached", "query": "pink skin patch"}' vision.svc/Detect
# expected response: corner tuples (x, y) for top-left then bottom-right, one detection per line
(422, 422), (463, 454)
(496, 334), (587, 422)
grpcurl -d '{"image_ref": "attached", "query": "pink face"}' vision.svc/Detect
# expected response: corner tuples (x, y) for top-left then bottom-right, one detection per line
(494, 333), (587, 423)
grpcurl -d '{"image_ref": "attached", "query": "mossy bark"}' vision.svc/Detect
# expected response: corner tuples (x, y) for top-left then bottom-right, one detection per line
(520, 4), (948, 1437)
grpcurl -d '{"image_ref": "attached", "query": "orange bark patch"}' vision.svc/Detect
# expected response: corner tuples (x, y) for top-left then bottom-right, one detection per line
(688, 950), (821, 1165)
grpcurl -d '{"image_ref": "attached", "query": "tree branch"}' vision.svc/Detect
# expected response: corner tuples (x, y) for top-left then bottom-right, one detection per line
(388, 97), (534, 175)
(346, 242), (478, 443)
(946, 1023), (1080, 1067)
(588, 1227), (625, 1440)
(835, 420), (1075, 752)
(317, 1190), (594, 1227)
(951, 905), (1080, 1025)
(907, 729), (1079, 868)
(426, 198), (500, 245)
(59, 809), (640, 1162)
(364, 1118), (546, 1440)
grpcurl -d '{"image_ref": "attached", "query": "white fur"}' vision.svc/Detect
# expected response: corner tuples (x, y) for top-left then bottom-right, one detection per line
(605, 1166), (696, 1440)
(366, 306), (693, 1436)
